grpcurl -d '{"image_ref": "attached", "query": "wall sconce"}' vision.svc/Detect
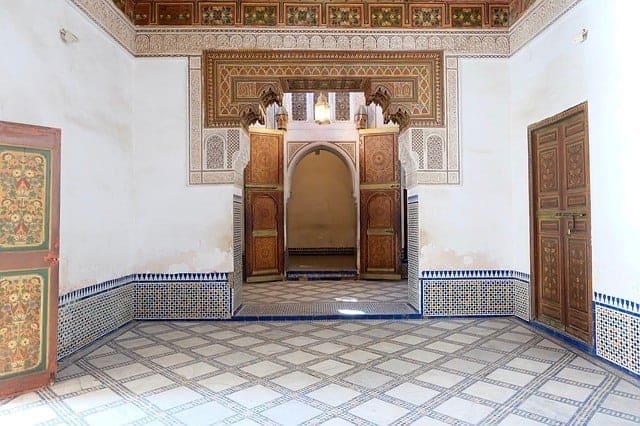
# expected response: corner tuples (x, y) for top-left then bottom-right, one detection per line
(275, 105), (289, 130)
(314, 92), (330, 125)
(354, 105), (368, 129)
(59, 28), (79, 44)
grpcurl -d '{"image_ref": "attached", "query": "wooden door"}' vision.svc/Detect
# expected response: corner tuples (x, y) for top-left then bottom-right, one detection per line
(0, 121), (60, 397)
(244, 130), (284, 282)
(359, 131), (401, 279)
(530, 102), (592, 344)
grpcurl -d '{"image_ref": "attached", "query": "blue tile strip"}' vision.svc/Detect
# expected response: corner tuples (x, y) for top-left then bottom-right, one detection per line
(420, 269), (530, 282)
(594, 292), (640, 317)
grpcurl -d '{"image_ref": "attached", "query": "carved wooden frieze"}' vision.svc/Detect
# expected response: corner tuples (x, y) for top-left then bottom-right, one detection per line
(70, 0), (581, 58)
(203, 50), (444, 130)
(113, 1), (516, 29)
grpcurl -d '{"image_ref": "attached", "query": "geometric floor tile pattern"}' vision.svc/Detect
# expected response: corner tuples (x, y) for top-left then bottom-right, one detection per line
(242, 280), (409, 304)
(237, 280), (415, 317)
(2, 318), (639, 425)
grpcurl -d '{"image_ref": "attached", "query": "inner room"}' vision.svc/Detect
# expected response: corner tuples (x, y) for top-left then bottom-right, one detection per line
(238, 91), (414, 318)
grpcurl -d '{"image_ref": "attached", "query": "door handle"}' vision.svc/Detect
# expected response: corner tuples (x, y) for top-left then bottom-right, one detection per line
(44, 252), (59, 266)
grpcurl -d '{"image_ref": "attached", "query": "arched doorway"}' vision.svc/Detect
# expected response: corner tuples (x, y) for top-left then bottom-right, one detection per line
(286, 147), (357, 276)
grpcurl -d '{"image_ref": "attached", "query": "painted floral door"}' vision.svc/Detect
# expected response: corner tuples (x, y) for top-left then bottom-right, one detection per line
(0, 121), (60, 397)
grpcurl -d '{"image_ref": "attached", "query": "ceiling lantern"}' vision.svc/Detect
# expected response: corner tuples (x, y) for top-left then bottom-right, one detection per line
(275, 105), (288, 130)
(314, 92), (330, 125)
(354, 105), (368, 129)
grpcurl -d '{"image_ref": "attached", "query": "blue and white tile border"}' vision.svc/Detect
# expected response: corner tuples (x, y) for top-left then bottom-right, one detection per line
(57, 272), (232, 360)
(420, 270), (530, 319)
(594, 292), (640, 376)
(57, 269), (639, 378)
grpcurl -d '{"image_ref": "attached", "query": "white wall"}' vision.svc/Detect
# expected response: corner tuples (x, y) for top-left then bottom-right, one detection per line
(132, 59), (234, 273)
(415, 59), (512, 270)
(509, 0), (640, 302)
(0, 1), (135, 294)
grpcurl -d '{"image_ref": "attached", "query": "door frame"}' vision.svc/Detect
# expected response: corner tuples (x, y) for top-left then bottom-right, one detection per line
(0, 121), (61, 397)
(527, 101), (592, 340)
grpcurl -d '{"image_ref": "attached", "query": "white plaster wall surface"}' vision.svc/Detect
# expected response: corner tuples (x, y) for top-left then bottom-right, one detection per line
(132, 59), (234, 273)
(417, 59), (512, 271)
(0, 1), (135, 294)
(509, 0), (640, 302)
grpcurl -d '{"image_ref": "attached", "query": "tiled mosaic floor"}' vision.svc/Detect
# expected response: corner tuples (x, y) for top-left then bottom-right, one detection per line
(2, 318), (639, 425)
(238, 280), (412, 318)
(287, 255), (356, 271)
(242, 280), (408, 304)
(235, 302), (417, 318)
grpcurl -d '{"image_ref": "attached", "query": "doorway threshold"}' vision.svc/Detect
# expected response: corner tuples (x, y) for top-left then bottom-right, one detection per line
(233, 302), (421, 321)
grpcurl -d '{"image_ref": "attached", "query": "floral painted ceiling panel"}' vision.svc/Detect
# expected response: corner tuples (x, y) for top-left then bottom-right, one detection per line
(112, 0), (535, 29)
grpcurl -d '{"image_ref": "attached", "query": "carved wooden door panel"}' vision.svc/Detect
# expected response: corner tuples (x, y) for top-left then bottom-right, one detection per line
(244, 131), (284, 282)
(0, 121), (60, 397)
(530, 103), (592, 344)
(532, 125), (565, 328)
(561, 109), (591, 343)
(359, 132), (401, 280)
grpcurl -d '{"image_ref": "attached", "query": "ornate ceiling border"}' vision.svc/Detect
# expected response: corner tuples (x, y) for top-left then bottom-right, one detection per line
(202, 50), (444, 130)
(509, 0), (582, 54)
(70, 0), (581, 57)
(67, 0), (136, 54)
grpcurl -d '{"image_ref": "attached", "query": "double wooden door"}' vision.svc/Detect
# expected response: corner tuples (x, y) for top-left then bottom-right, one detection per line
(0, 121), (60, 397)
(359, 131), (401, 279)
(244, 130), (284, 282)
(530, 103), (592, 344)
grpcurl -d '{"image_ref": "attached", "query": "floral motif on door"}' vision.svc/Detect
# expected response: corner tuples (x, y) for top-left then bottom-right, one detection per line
(0, 148), (50, 250)
(0, 270), (48, 378)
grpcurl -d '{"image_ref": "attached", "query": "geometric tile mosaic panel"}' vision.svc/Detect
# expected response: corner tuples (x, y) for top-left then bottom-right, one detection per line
(514, 278), (531, 321)
(423, 279), (515, 316)
(232, 195), (243, 313)
(134, 281), (231, 320)
(4, 317), (639, 424)
(596, 304), (640, 376)
(407, 196), (420, 311)
(57, 284), (133, 360)
(57, 273), (232, 360)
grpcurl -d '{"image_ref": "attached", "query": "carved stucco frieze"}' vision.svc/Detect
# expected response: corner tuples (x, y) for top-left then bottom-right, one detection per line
(135, 30), (510, 57)
(510, 0), (582, 55)
(68, 0), (136, 53)
(189, 56), (460, 186)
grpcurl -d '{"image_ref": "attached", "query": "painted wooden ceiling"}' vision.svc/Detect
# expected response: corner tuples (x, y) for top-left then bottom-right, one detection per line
(113, 0), (535, 29)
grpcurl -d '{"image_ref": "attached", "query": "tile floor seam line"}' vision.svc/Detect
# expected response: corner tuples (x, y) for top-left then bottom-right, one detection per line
(400, 319), (542, 413)
(482, 351), (578, 424)
(510, 408), (566, 426)
(76, 358), (183, 425)
(595, 406), (640, 423)
(568, 373), (619, 425)
(38, 387), (87, 426)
